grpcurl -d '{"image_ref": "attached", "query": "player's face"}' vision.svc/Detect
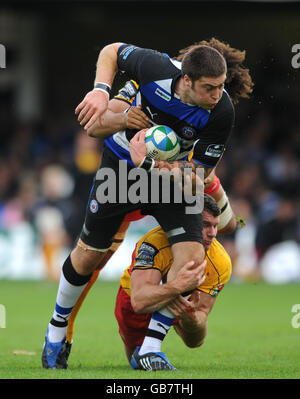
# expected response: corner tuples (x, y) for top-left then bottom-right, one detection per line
(183, 74), (226, 110)
(202, 210), (219, 250)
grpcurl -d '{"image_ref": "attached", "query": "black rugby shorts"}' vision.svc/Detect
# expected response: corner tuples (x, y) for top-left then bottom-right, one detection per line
(79, 145), (203, 249)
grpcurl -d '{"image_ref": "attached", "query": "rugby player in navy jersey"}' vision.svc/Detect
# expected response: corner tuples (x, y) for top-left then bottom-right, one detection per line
(42, 39), (253, 370)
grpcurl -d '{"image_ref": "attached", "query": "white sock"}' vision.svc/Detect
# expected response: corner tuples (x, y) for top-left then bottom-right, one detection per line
(47, 255), (91, 343)
(139, 307), (174, 355)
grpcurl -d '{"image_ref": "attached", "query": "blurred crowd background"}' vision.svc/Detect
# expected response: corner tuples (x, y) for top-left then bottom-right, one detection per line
(0, 2), (300, 283)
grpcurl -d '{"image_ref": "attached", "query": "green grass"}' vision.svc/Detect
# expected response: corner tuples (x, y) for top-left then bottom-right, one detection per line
(0, 279), (300, 379)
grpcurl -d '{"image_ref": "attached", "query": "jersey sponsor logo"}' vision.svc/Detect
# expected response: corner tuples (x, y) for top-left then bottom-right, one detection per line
(120, 45), (137, 60)
(204, 144), (224, 158)
(181, 126), (196, 139)
(155, 88), (171, 102)
(135, 242), (158, 267)
(89, 199), (98, 213)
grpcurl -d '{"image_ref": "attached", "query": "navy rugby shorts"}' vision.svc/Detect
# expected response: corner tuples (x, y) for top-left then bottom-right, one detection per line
(79, 145), (203, 249)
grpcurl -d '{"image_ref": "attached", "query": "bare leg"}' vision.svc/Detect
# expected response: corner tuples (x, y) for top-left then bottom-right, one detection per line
(167, 241), (206, 282)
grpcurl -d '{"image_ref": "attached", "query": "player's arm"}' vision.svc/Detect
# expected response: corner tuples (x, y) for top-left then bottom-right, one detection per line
(204, 170), (237, 235)
(130, 260), (206, 314)
(75, 42), (123, 130)
(87, 81), (151, 138)
(87, 103), (150, 138)
(86, 99), (129, 138)
(169, 290), (216, 348)
(76, 43), (161, 131)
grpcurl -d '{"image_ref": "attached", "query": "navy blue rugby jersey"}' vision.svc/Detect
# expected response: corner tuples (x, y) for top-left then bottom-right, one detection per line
(104, 44), (235, 168)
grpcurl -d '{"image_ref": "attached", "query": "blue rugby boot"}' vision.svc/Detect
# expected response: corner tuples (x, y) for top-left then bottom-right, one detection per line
(42, 329), (72, 369)
(131, 347), (176, 371)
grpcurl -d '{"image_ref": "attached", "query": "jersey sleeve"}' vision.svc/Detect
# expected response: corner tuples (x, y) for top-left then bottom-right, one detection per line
(132, 238), (171, 277)
(192, 94), (235, 168)
(117, 44), (175, 85)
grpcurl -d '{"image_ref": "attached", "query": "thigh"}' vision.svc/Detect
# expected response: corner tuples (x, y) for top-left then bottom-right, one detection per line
(114, 286), (151, 350)
(79, 147), (139, 249)
(144, 202), (203, 246)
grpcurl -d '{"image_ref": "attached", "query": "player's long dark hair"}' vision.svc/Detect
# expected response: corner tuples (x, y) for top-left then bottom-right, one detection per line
(175, 38), (254, 104)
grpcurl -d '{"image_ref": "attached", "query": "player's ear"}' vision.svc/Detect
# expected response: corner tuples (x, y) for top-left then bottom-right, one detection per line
(183, 74), (192, 88)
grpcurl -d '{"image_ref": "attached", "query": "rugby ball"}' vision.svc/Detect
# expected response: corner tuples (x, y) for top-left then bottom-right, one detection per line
(145, 125), (180, 161)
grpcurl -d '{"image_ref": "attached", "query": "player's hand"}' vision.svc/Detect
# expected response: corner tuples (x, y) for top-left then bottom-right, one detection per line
(75, 90), (109, 130)
(129, 129), (147, 166)
(126, 105), (151, 130)
(204, 169), (216, 188)
(184, 169), (204, 196)
(172, 259), (206, 294)
(167, 291), (201, 321)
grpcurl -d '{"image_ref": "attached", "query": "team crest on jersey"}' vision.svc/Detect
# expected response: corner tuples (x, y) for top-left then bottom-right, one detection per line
(181, 126), (196, 139)
(205, 144), (224, 158)
(135, 242), (158, 267)
(89, 199), (98, 213)
(211, 283), (225, 296)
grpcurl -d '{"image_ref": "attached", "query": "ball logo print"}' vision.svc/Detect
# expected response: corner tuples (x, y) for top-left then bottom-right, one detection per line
(145, 125), (180, 161)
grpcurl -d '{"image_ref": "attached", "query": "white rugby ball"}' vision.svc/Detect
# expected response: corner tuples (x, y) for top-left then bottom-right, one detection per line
(145, 125), (180, 161)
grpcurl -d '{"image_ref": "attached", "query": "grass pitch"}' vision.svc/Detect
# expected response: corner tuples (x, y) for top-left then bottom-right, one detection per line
(0, 279), (299, 380)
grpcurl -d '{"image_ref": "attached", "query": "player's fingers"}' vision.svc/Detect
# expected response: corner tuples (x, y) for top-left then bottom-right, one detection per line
(80, 108), (96, 127)
(75, 100), (86, 115)
(128, 117), (150, 130)
(77, 104), (91, 122)
(190, 291), (201, 304)
(198, 274), (206, 285)
(137, 129), (147, 142)
(84, 113), (101, 130)
(182, 260), (195, 270)
(173, 297), (191, 314)
(167, 301), (182, 316)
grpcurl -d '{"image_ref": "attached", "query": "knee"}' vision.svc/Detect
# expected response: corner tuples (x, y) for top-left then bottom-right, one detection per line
(71, 242), (107, 275)
(172, 241), (205, 264)
(168, 241), (205, 280)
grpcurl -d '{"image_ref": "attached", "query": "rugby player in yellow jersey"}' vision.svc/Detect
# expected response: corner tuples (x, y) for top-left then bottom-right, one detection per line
(114, 194), (232, 370)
